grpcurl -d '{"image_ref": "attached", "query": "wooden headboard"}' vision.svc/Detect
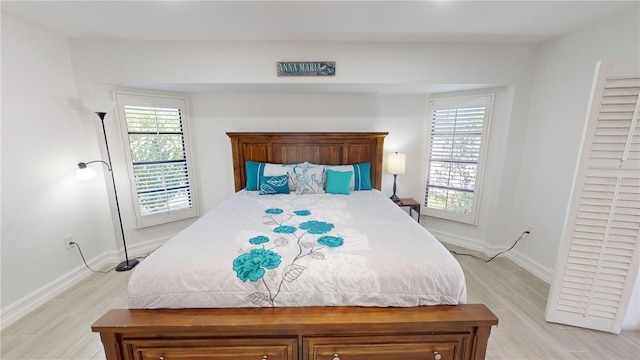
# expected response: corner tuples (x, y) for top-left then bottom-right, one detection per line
(227, 132), (388, 192)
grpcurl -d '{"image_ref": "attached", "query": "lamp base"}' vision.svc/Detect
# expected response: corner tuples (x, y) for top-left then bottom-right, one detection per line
(390, 174), (401, 202)
(115, 258), (140, 272)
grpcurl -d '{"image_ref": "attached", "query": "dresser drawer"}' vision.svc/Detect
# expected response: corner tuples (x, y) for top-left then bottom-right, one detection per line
(305, 334), (468, 360)
(123, 338), (298, 360)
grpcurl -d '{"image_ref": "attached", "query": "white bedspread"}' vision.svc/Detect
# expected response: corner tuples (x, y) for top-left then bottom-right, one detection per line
(128, 190), (467, 308)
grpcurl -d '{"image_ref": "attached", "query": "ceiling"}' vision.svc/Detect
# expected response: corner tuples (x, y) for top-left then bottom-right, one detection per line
(2, 0), (636, 94)
(2, 0), (635, 43)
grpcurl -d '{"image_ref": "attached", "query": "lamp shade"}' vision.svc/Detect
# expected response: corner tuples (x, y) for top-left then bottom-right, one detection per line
(385, 153), (406, 175)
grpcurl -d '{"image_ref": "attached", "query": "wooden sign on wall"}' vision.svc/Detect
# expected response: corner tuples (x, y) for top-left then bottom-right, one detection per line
(277, 61), (336, 76)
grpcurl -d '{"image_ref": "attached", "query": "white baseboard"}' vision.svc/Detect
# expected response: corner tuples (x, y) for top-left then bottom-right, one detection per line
(428, 228), (487, 252)
(0, 236), (169, 330)
(505, 250), (554, 284)
(0, 251), (111, 330)
(428, 228), (554, 284)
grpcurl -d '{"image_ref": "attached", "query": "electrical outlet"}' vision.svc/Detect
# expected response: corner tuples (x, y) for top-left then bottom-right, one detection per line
(64, 234), (74, 249)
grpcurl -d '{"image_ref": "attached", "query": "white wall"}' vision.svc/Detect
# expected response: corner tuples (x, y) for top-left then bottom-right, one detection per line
(69, 40), (537, 88)
(0, 13), (117, 325)
(511, 8), (639, 328)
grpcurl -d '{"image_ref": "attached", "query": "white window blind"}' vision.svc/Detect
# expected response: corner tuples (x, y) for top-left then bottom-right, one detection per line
(545, 59), (640, 334)
(116, 94), (198, 228)
(424, 95), (493, 225)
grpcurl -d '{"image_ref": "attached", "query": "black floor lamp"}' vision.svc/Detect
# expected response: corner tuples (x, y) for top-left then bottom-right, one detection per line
(77, 111), (139, 272)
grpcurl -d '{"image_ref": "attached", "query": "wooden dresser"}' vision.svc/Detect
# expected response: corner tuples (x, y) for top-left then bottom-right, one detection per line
(92, 304), (498, 360)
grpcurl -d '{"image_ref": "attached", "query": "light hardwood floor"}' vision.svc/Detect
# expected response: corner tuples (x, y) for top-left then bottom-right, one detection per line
(1, 247), (639, 359)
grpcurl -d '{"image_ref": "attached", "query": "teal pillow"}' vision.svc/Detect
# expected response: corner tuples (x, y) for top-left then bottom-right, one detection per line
(259, 174), (290, 195)
(353, 163), (372, 190)
(325, 169), (352, 195)
(245, 161), (265, 191)
(323, 162), (372, 191)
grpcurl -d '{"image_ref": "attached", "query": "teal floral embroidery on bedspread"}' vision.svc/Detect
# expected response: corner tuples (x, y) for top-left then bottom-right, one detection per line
(232, 207), (344, 306)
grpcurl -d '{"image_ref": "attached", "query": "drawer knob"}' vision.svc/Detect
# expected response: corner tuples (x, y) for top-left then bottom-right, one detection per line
(262, 356), (268, 360)
(333, 354), (340, 360)
(159, 357), (164, 360)
(433, 351), (442, 360)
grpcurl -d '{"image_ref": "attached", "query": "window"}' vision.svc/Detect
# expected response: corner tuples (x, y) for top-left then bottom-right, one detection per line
(115, 93), (198, 228)
(424, 94), (493, 225)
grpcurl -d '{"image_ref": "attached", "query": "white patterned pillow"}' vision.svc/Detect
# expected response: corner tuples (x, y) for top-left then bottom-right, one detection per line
(293, 163), (325, 195)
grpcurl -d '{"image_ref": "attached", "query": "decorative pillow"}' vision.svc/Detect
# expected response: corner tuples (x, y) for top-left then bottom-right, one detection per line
(293, 164), (325, 195)
(352, 162), (372, 190)
(245, 161), (264, 191)
(259, 174), (290, 195)
(281, 162), (307, 191)
(245, 161), (300, 191)
(325, 169), (352, 195)
(324, 163), (372, 191)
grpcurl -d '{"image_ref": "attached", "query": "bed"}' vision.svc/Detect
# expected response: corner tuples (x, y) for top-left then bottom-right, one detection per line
(92, 132), (498, 360)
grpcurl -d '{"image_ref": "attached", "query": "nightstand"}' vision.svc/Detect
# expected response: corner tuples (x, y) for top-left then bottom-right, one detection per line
(395, 198), (421, 223)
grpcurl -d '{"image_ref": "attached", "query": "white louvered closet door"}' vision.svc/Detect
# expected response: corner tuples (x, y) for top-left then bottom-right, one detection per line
(545, 59), (640, 334)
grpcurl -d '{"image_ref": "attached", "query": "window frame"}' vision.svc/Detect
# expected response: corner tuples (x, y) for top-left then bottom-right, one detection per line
(115, 92), (198, 228)
(423, 94), (494, 225)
